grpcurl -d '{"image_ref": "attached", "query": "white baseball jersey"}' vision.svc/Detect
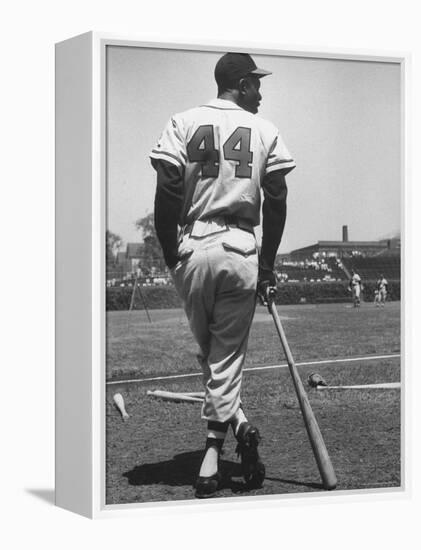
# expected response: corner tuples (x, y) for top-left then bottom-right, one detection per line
(351, 273), (361, 286)
(150, 98), (295, 226)
(377, 277), (388, 291)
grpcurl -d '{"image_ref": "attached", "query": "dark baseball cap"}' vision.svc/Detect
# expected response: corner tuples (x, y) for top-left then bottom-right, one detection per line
(214, 52), (272, 87)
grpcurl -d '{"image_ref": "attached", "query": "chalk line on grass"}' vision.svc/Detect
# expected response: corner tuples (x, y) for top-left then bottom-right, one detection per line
(316, 382), (400, 390)
(106, 353), (400, 386)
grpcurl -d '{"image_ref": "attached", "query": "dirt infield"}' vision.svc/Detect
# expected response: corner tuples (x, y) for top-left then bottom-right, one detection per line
(106, 301), (401, 504)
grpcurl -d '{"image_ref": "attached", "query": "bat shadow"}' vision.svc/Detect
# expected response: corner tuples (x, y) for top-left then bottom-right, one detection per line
(265, 476), (324, 490)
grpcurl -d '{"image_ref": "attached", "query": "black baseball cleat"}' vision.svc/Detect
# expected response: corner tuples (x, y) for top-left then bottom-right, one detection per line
(235, 422), (265, 488)
(195, 471), (222, 499)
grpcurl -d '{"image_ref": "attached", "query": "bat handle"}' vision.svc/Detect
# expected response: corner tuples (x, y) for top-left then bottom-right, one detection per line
(263, 286), (277, 313)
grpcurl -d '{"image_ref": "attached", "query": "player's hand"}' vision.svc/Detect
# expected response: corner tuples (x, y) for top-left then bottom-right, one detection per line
(257, 280), (276, 308)
(257, 267), (277, 310)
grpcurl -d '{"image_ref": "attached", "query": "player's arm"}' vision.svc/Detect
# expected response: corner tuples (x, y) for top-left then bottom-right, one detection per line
(150, 115), (186, 269)
(152, 158), (184, 269)
(257, 169), (288, 303)
(257, 128), (295, 306)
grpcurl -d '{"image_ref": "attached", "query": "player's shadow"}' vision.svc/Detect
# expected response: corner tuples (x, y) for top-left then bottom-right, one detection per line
(124, 450), (251, 492)
(123, 451), (323, 494)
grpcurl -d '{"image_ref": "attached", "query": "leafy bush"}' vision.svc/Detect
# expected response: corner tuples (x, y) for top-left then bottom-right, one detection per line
(106, 285), (182, 311)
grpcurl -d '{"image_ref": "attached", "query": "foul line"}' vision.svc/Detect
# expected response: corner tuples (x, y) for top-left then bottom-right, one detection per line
(317, 382), (400, 390)
(106, 353), (400, 386)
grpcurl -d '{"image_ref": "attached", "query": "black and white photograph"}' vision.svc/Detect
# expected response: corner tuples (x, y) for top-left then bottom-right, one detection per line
(105, 44), (402, 505)
(6, 0), (421, 545)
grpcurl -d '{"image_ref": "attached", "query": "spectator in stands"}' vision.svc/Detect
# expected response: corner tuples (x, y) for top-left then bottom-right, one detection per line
(349, 270), (362, 308)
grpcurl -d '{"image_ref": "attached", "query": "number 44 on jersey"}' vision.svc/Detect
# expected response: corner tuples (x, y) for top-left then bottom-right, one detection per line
(186, 125), (253, 178)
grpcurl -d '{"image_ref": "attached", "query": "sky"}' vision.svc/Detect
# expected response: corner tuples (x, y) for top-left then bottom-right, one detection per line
(106, 46), (401, 254)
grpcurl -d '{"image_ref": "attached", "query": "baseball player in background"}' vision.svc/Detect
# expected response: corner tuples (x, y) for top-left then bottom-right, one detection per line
(150, 52), (295, 498)
(376, 274), (388, 306)
(349, 269), (362, 307)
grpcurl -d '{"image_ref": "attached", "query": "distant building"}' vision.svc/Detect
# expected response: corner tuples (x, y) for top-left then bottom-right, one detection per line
(125, 243), (145, 272)
(106, 243), (146, 281)
(290, 225), (400, 261)
(116, 251), (127, 265)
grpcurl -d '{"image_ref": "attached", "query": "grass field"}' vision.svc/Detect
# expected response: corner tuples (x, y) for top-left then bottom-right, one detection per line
(106, 301), (401, 505)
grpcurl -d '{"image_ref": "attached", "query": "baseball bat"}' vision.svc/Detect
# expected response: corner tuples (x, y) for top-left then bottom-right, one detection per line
(269, 300), (337, 490)
(146, 390), (203, 403)
(113, 393), (130, 421)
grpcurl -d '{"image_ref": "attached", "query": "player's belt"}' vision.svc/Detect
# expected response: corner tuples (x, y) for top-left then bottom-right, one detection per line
(183, 216), (254, 237)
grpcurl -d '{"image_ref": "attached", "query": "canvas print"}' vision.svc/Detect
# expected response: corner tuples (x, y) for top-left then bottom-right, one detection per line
(105, 45), (401, 505)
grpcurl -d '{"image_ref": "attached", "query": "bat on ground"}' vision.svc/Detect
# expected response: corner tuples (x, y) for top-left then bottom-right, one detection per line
(113, 393), (130, 421)
(147, 390), (203, 403)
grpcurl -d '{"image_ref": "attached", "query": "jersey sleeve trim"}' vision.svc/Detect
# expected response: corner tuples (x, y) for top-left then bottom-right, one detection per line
(267, 158), (294, 168)
(155, 148), (186, 163)
(266, 159), (296, 175)
(150, 149), (185, 169)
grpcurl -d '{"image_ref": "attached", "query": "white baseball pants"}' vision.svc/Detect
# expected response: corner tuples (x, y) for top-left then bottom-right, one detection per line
(171, 223), (258, 422)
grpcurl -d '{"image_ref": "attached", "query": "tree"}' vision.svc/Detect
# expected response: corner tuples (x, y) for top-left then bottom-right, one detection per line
(106, 230), (122, 265)
(135, 212), (166, 272)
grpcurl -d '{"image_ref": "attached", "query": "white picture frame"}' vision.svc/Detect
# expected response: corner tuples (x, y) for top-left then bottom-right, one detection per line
(55, 32), (409, 518)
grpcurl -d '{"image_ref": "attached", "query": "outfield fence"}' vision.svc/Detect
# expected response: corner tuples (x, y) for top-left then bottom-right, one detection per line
(106, 280), (400, 311)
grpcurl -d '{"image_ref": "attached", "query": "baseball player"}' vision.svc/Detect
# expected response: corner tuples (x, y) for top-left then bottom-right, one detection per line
(150, 52), (295, 498)
(376, 274), (388, 306)
(349, 270), (362, 307)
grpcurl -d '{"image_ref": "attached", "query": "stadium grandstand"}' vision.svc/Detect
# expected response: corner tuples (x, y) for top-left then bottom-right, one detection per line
(275, 257), (346, 283)
(341, 254), (400, 281)
(276, 226), (400, 283)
